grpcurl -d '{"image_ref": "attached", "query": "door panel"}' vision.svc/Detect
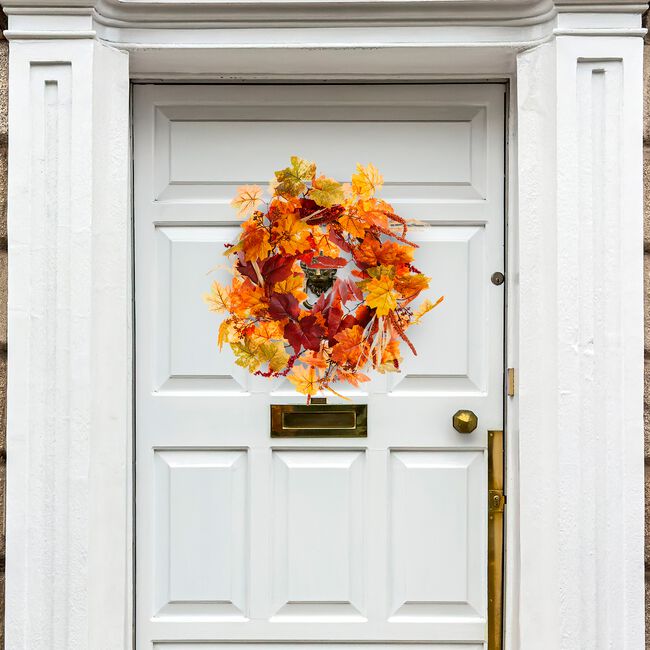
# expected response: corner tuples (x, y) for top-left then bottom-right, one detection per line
(134, 84), (504, 648)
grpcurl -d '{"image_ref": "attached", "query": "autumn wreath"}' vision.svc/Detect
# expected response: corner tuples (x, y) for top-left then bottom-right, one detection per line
(205, 156), (443, 399)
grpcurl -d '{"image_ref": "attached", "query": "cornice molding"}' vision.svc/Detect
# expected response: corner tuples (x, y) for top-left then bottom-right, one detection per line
(2, 0), (647, 39)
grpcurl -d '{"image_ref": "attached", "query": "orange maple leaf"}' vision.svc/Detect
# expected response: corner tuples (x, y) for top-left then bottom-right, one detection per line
(331, 325), (366, 366)
(377, 240), (415, 266)
(376, 339), (402, 373)
(352, 163), (383, 199)
(301, 350), (329, 369)
(357, 198), (390, 230)
(240, 221), (272, 261)
(394, 273), (429, 302)
(310, 228), (341, 258)
(365, 275), (399, 316)
(229, 278), (267, 316)
(338, 212), (368, 238)
(288, 364), (323, 396)
(274, 213), (312, 256)
(335, 368), (371, 387)
(250, 320), (285, 344)
(231, 185), (264, 217)
(353, 235), (382, 266)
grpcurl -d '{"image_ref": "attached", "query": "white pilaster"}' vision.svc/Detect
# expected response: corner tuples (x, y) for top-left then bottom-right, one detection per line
(516, 16), (645, 649)
(5, 26), (131, 650)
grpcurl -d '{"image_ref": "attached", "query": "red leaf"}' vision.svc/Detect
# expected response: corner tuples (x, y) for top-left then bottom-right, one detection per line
(327, 298), (344, 339)
(328, 226), (352, 253)
(338, 314), (358, 332)
(354, 305), (373, 328)
(302, 201), (344, 226)
(236, 259), (261, 285)
(268, 292), (300, 321)
(308, 256), (348, 269)
(333, 277), (362, 304)
(261, 255), (296, 285)
(284, 316), (324, 354)
(312, 291), (331, 314)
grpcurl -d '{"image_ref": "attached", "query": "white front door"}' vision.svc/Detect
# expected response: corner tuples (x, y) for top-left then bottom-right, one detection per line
(134, 83), (504, 650)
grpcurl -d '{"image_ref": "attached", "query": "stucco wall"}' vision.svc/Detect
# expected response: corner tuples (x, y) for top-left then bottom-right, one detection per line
(0, 16), (7, 650)
(638, 11), (650, 648)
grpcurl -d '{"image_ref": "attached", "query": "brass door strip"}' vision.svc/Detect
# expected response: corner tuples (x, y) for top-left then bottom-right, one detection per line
(270, 404), (368, 437)
(488, 429), (505, 650)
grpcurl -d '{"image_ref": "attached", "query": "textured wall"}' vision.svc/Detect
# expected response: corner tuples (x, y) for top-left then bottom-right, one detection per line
(0, 15), (7, 650)
(635, 16), (650, 649)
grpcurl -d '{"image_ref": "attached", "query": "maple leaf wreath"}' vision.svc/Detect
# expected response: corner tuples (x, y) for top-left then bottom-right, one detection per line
(204, 156), (444, 399)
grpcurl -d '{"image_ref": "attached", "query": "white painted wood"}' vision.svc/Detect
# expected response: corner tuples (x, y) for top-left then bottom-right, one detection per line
(390, 451), (484, 622)
(5, 35), (131, 650)
(153, 450), (248, 620)
(271, 450), (365, 620)
(514, 28), (646, 649)
(3, 3), (646, 650)
(134, 83), (505, 647)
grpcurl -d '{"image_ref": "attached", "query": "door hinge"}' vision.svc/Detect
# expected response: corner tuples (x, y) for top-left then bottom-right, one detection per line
(489, 489), (506, 513)
(506, 367), (516, 397)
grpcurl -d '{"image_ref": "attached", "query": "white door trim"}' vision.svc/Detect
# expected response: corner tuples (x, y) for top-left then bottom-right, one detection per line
(3, 3), (646, 649)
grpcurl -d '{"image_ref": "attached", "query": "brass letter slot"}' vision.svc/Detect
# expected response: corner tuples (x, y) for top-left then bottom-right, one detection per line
(271, 404), (367, 438)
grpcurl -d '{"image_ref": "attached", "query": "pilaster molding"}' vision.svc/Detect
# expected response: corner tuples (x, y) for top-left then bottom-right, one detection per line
(515, 31), (645, 649)
(5, 37), (131, 649)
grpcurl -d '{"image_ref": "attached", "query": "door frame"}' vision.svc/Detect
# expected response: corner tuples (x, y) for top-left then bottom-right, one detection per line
(4, 4), (646, 649)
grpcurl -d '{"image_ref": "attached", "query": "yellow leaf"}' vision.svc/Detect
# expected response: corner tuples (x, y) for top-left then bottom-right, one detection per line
(274, 156), (317, 197)
(230, 185), (263, 217)
(365, 275), (398, 316)
(258, 341), (290, 373)
(352, 163), (383, 199)
(217, 320), (236, 349)
(230, 339), (262, 372)
(203, 281), (230, 313)
(310, 176), (344, 208)
(413, 296), (444, 324)
(273, 274), (308, 302)
(288, 364), (323, 396)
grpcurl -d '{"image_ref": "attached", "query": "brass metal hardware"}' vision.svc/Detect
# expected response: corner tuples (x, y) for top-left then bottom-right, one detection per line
(488, 429), (505, 650)
(506, 368), (516, 397)
(452, 409), (478, 434)
(300, 261), (338, 309)
(271, 403), (367, 438)
(491, 271), (505, 286)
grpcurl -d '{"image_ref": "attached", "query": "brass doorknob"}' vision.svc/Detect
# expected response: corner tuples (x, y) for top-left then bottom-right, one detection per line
(452, 409), (478, 434)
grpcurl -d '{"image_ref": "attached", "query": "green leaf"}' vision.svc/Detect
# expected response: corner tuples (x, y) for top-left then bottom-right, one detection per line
(274, 156), (317, 196)
(310, 176), (344, 207)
